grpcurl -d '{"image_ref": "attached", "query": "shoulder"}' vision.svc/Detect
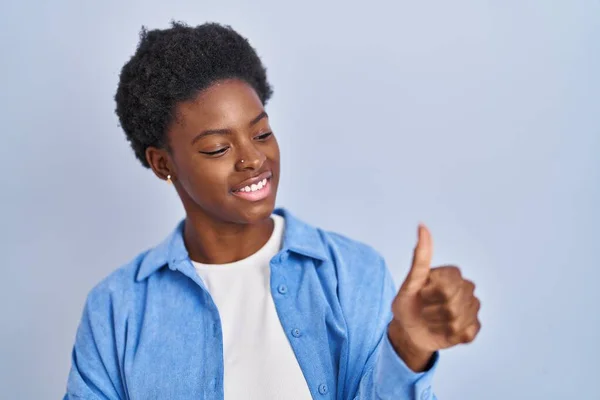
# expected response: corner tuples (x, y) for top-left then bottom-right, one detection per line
(84, 250), (150, 310)
(84, 220), (182, 308)
(303, 221), (398, 324)
(280, 208), (389, 285)
(279, 207), (385, 266)
(319, 229), (384, 264)
(317, 228), (393, 289)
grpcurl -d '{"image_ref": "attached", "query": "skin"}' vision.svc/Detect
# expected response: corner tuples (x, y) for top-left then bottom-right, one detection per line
(145, 78), (481, 372)
(146, 78), (280, 264)
(389, 225), (482, 371)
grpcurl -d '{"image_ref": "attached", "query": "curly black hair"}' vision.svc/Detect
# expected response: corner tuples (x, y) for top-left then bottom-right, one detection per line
(115, 21), (273, 168)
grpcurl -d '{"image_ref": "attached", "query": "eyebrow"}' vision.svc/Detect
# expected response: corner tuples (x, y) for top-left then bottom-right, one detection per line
(191, 111), (269, 144)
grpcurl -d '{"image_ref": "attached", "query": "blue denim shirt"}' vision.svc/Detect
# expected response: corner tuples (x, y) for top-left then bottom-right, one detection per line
(64, 208), (439, 399)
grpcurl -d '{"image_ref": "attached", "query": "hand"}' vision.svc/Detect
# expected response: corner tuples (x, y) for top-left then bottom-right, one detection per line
(388, 224), (481, 372)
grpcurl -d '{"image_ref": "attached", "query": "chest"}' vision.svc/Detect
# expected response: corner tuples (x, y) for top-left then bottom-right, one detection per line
(121, 264), (346, 399)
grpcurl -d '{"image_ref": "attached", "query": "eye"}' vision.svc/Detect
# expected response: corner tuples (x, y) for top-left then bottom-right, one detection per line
(255, 132), (272, 141)
(200, 147), (228, 156)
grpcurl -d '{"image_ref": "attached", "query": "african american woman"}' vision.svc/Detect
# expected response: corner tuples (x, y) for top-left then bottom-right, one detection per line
(64, 22), (481, 400)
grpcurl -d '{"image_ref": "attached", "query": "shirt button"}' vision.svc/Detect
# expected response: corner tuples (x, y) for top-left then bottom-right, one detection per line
(318, 383), (328, 395)
(421, 386), (432, 400)
(278, 284), (288, 294)
(291, 328), (302, 338)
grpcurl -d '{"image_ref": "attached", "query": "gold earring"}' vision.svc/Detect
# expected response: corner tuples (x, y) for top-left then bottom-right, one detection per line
(166, 175), (172, 184)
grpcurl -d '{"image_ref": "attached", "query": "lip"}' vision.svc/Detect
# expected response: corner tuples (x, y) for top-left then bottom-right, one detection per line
(231, 170), (273, 192)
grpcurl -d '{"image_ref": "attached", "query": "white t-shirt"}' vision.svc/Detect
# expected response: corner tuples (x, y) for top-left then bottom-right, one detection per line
(192, 215), (312, 400)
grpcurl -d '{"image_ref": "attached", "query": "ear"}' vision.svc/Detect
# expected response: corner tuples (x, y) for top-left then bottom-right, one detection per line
(145, 146), (175, 183)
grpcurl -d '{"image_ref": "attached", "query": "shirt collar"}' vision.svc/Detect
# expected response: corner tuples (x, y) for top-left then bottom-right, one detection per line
(136, 207), (328, 282)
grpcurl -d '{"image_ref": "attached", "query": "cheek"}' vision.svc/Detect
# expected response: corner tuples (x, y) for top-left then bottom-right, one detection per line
(196, 163), (230, 190)
(181, 158), (231, 202)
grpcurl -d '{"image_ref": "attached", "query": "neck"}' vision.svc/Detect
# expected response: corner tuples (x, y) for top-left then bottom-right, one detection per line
(183, 211), (275, 265)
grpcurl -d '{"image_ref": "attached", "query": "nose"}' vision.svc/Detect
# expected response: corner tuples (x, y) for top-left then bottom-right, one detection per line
(234, 143), (265, 172)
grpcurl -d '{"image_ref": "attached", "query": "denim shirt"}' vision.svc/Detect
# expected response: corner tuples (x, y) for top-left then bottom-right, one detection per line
(64, 208), (439, 399)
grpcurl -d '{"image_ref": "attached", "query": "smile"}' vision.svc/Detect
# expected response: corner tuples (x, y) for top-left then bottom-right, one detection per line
(232, 176), (272, 202)
(235, 178), (268, 193)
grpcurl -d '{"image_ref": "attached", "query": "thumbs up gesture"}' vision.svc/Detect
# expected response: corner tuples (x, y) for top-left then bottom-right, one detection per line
(388, 224), (481, 372)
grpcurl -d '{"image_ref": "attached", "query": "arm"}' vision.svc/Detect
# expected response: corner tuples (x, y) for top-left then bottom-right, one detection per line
(352, 224), (482, 399)
(351, 265), (439, 400)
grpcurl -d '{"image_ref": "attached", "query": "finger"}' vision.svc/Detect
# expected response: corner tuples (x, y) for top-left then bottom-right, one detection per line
(429, 265), (463, 283)
(420, 268), (465, 305)
(459, 320), (482, 344)
(456, 295), (481, 331)
(421, 304), (450, 323)
(426, 295), (481, 337)
(420, 288), (464, 322)
(400, 224), (433, 294)
(448, 294), (480, 336)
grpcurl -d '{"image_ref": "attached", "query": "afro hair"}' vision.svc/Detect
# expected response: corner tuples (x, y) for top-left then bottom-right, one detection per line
(114, 21), (273, 168)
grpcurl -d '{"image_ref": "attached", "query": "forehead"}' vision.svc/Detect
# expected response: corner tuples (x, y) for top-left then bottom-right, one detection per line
(175, 79), (265, 132)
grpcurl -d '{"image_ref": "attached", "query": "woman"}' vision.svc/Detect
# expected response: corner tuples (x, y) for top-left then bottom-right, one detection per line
(64, 22), (480, 400)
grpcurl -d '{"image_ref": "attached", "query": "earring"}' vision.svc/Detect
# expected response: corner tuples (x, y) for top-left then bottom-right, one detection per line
(166, 175), (172, 184)
(240, 159), (245, 164)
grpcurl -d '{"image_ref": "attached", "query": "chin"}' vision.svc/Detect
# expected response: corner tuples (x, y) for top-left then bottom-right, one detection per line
(228, 177), (279, 224)
(235, 199), (277, 224)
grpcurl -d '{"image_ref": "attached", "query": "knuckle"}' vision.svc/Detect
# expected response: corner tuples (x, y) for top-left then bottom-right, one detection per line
(461, 331), (475, 343)
(447, 320), (462, 336)
(475, 319), (482, 332)
(447, 266), (462, 280)
(432, 265), (461, 280)
(462, 321), (482, 343)
(427, 268), (442, 282)
(474, 298), (481, 312)
(465, 280), (476, 294)
(467, 281), (477, 296)
(444, 305), (459, 320)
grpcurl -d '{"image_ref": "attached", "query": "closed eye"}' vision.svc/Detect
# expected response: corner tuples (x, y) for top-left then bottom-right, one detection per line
(255, 132), (272, 140)
(200, 147), (228, 156)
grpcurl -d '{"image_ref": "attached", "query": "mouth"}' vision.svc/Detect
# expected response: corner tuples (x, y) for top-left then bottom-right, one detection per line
(231, 171), (273, 202)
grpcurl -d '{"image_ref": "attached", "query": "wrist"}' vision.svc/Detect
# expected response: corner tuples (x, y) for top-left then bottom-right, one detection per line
(387, 320), (434, 372)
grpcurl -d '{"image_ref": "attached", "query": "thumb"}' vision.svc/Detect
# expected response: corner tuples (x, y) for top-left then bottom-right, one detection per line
(400, 224), (433, 294)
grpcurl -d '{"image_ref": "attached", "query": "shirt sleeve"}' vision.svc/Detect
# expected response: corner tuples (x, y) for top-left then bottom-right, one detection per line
(351, 257), (439, 400)
(372, 332), (439, 399)
(63, 290), (125, 400)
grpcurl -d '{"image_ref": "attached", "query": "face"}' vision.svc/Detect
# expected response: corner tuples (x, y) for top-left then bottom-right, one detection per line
(147, 79), (280, 225)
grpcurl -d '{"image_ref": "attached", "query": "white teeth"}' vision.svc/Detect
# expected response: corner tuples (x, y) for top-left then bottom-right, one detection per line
(237, 178), (268, 193)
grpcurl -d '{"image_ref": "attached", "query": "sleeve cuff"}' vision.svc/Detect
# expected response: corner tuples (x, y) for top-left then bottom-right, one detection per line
(374, 333), (439, 400)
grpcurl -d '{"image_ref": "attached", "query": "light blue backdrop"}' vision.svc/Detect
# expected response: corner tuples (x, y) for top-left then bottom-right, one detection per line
(1, 1), (598, 398)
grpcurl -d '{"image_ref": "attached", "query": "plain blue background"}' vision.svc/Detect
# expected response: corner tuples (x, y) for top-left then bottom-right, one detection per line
(1, 1), (598, 398)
